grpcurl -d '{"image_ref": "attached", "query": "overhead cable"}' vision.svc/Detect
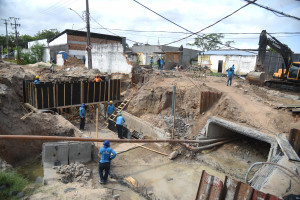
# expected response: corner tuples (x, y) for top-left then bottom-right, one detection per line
(244, 0), (300, 21)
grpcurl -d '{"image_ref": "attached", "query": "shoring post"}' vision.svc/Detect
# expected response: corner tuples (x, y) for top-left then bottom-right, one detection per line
(96, 107), (99, 147)
(172, 85), (176, 139)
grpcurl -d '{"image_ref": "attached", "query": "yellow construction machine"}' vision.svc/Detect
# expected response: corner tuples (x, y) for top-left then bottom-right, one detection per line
(248, 30), (300, 91)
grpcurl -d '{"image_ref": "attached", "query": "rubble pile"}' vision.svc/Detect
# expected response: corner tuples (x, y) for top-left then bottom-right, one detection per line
(0, 159), (12, 172)
(64, 57), (84, 66)
(54, 162), (91, 184)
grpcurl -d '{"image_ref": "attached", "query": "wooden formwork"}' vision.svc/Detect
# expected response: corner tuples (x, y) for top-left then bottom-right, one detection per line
(200, 91), (222, 114)
(23, 79), (121, 109)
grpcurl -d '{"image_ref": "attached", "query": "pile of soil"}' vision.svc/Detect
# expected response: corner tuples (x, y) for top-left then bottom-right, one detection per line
(64, 57), (84, 66)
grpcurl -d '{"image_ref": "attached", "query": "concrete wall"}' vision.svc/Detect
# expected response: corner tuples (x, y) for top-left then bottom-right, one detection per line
(199, 55), (257, 75)
(122, 111), (169, 139)
(42, 142), (94, 167)
(87, 43), (132, 74)
(43, 47), (50, 63)
(28, 39), (48, 49)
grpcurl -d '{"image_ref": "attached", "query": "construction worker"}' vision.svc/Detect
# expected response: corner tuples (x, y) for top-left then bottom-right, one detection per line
(157, 58), (161, 69)
(226, 66), (235, 86)
(98, 140), (116, 184)
(116, 113), (125, 139)
(107, 101), (116, 118)
(50, 58), (55, 73)
(150, 56), (153, 68)
(79, 103), (86, 130)
(33, 75), (40, 84)
(93, 74), (103, 82)
(160, 57), (165, 70)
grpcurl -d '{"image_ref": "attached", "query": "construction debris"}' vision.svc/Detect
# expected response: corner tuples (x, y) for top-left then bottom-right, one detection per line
(54, 162), (91, 184)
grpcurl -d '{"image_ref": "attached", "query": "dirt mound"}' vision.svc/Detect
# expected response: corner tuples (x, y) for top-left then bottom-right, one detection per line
(64, 57), (84, 66)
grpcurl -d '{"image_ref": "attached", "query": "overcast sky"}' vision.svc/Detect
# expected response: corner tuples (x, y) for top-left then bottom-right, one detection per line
(1, 0), (300, 52)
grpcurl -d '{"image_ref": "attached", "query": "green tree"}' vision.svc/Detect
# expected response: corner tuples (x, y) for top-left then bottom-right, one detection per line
(31, 43), (45, 62)
(18, 34), (34, 48)
(34, 29), (60, 40)
(187, 33), (234, 51)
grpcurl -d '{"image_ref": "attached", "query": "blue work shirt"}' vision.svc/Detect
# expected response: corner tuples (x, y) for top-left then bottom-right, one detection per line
(227, 69), (234, 78)
(99, 146), (116, 163)
(33, 80), (40, 84)
(79, 106), (86, 117)
(107, 104), (116, 115)
(160, 59), (165, 65)
(116, 116), (125, 125)
(150, 58), (153, 64)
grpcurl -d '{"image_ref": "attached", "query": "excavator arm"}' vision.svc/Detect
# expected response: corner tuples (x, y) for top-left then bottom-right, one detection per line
(256, 30), (293, 78)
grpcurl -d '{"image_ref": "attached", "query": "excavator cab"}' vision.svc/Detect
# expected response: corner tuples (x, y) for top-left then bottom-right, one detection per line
(287, 62), (300, 81)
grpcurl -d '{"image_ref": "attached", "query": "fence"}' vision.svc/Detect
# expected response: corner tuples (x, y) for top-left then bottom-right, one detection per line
(23, 79), (121, 109)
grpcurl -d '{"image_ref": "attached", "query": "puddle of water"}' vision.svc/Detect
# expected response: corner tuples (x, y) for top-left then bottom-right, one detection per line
(16, 160), (44, 182)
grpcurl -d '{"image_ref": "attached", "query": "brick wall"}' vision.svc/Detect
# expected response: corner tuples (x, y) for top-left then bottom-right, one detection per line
(68, 35), (120, 45)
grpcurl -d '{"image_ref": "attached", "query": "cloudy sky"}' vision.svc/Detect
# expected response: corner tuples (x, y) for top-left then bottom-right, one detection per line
(1, 0), (300, 52)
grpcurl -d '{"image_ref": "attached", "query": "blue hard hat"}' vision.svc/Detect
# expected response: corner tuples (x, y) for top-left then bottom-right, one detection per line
(81, 103), (85, 107)
(104, 140), (110, 147)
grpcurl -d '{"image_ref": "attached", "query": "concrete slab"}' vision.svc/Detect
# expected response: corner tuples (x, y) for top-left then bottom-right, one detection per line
(42, 142), (69, 168)
(69, 142), (93, 163)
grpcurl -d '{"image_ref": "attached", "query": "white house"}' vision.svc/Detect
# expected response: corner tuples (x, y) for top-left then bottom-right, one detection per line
(198, 50), (257, 75)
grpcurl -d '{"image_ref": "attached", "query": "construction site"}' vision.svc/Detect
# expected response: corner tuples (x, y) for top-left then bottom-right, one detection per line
(1, 0), (300, 199)
(0, 44), (300, 199)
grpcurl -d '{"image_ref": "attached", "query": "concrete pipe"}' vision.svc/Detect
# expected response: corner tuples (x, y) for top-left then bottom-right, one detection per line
(247, 71), (265, 86)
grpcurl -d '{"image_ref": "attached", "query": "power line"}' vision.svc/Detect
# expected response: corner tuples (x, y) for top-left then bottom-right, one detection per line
(244, 0), (300, 21)
(1, 18), (10, 53)
(163, 1), (255, 46)
(132, 0), (194, 34)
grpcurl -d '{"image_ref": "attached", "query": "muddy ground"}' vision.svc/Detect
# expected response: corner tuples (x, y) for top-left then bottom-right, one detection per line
(1, 61), (300, 199)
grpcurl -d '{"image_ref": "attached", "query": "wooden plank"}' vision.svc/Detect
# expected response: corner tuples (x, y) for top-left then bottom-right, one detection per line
(276, 134), (300, 162)
(112, 79), (114, 100)
(41, 87), (44, 109)
(93, 82), (95, 102)
(289, 129), (300, 157)
(53, 83), (56, 108)
(35, 87), (38, 108)
(71, 83), (73, 106)
(21, 111), (34, 120)
(99, 81), (102, 102)
(56, 84), (58, 108)
(87, 82), (90, 103)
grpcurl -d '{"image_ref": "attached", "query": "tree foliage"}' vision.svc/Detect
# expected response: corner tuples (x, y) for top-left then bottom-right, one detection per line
(0, 29), (59, 51)
(187, 33), (234, 52)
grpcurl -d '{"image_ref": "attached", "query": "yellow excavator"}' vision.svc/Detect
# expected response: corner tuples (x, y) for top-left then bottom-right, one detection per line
(248, 30), (300, 91)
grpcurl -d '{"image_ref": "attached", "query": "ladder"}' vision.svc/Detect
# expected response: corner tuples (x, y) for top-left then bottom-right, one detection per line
(107, 97), (132, 124)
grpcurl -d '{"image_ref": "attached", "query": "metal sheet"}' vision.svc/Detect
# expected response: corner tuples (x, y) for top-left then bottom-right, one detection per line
(195, 171), (282, 200)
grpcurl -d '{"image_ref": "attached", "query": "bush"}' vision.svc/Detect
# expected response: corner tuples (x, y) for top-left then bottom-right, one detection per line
(0, 171), (29, 199)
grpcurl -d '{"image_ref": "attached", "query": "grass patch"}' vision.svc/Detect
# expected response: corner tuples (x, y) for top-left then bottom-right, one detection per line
(210, 71), (222, 77)
(0, 171), (29, 200)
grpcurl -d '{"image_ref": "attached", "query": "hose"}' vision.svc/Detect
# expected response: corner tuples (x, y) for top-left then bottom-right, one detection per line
(245, 162), (300, 185)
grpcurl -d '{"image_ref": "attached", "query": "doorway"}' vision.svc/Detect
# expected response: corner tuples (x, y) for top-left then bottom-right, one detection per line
(218, 60), (223, 73)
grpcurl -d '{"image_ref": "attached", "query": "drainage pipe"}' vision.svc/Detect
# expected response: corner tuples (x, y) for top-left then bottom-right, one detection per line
(181, 138), (239, 152)
(245, 162), (300, 185)
(0, 135), (230, 144)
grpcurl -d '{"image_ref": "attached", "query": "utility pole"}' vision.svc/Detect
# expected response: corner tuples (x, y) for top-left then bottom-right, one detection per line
(1, 18), (10, 55)
(9, 17), (20, 49)
(86, 0), (92, 69)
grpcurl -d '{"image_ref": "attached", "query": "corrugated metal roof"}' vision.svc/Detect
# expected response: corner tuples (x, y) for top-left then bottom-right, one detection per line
(195, 171), (281, 200)
(202, 50), (257, 56)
